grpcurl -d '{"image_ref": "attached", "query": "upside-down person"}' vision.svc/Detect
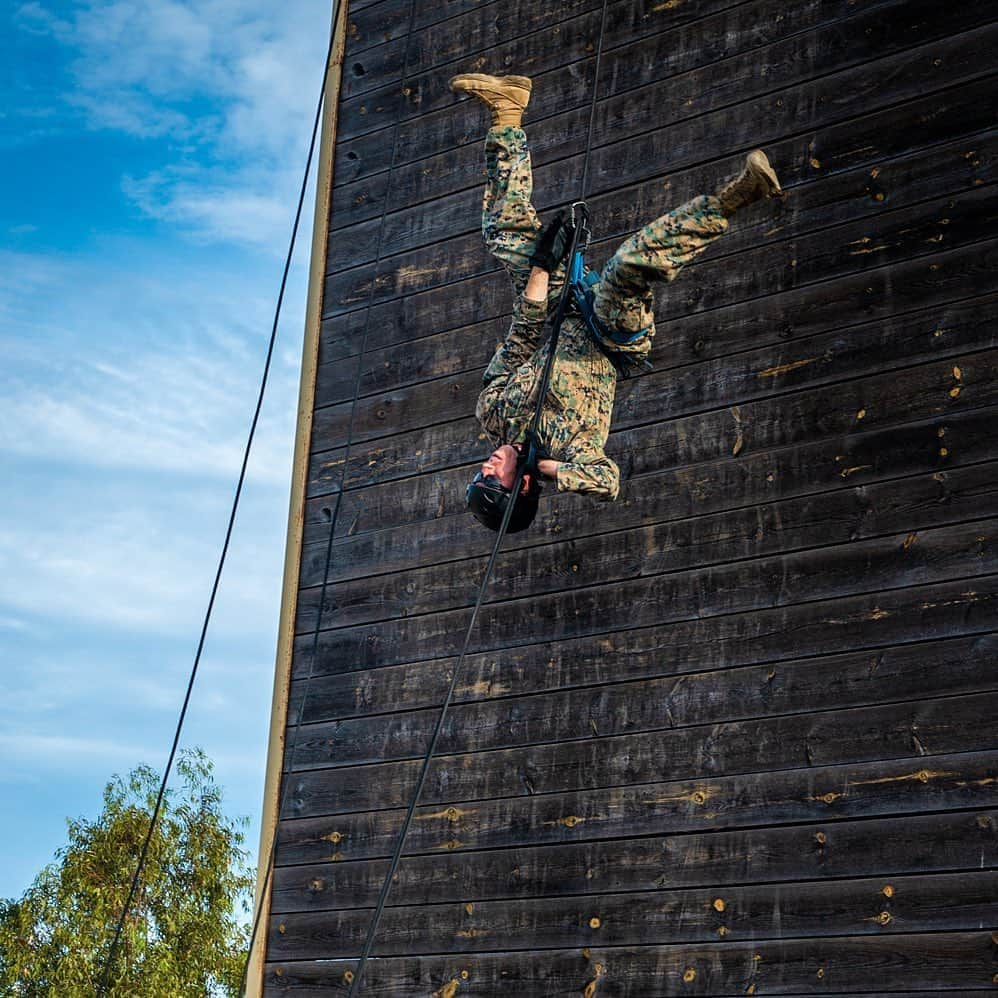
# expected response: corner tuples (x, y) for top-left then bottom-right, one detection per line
(456, 73), (783, 533)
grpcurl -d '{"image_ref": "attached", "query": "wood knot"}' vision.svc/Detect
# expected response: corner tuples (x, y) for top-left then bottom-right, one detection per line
(713, 898), (726, 912)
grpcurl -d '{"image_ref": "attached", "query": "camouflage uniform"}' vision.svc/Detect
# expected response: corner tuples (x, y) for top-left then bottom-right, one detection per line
(476, 126), (729, 500)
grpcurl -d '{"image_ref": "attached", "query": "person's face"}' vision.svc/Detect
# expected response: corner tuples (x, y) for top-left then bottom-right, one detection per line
(480, 444), (517, 490)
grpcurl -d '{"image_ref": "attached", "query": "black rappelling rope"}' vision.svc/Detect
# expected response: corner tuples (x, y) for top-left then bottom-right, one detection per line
(347, 1), (613, 991)
(236, 0), (423, 992)
(94, 11), (342, 997)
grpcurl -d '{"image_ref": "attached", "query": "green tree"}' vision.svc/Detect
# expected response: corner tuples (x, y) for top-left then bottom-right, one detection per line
(0, 749), (254, 996)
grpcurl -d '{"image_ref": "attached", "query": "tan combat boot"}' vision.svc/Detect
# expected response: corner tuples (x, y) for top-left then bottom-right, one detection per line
(449, 73), (532, 129)
(717, 150), (783, 217)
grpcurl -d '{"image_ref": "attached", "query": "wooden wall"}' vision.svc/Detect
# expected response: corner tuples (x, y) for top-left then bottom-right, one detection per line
(263, 0), (998, 992)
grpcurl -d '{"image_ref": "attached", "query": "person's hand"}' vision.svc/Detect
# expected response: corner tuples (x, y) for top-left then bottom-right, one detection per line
(536, 458), (561, 479)
(529, 211), (575, 273)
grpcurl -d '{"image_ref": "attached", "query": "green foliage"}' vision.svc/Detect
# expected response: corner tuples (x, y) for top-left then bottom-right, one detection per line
(0, 750), (254, 996)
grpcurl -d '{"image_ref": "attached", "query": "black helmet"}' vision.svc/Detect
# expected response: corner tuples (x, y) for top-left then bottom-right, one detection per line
(465, 472), (540, 533)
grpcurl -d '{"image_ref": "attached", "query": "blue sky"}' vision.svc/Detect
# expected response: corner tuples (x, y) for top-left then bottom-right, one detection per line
(1, 0), (330, 898)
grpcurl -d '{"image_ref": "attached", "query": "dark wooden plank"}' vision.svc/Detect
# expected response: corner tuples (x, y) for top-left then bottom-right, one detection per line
(275, 749), (998, 865)
(273, 0), (998, 983)
(333, 0), (767, 176)
(263, 931), (997, 994)
(337, 0), (599, 142)
(329, 0), (998, 254)
(297, 517), (997, 674)
(289, 577), (998, 740)
(331, 0), (798, 186)
(267, 870), (998, 960)
(295, 461), (998, 633)
(306, 287), (997, 550)
(289, 578), (998, 724)
(301, 363), (997, 587)
(271, 808), (998, 911)
(322, 179), (998, 395)
(332, 0), (996, 202)
(319, 123), (998, 399)
(310, 292), (998, 496)
(324, 23), (998, 314)
(306, 346), (997, 518)
(324, 163), (997, 370)
(322, 182), (994, 424)
(281, 687), (998, 831)
(330, 0), (876, 223)
(339, 37), (404, 102)
(344, 0), (412, 56)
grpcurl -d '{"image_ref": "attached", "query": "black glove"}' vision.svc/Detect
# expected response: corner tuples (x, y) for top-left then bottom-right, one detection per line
(529, 211), (575, 273)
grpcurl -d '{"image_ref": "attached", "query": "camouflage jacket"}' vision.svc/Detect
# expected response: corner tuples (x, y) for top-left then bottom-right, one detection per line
(476, 292), (620, 501)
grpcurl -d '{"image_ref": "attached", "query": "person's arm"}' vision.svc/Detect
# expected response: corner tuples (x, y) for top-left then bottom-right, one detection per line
(538, 455), (620, 501)
(482, 286), (548, 381)
(524, 265), (549, 303)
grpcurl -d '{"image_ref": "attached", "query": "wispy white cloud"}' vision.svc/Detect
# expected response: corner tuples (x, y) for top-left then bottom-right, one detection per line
(0, 246), (301, 482)
(2, 0), (324, 901)
(18, 0), (330, 244)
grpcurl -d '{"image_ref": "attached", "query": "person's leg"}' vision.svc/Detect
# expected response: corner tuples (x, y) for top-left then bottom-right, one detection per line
(593, 150), (782, 358)
(481, 125), (543, 296)
(593, 195), (728, 358)
(451, 73), (566, 303)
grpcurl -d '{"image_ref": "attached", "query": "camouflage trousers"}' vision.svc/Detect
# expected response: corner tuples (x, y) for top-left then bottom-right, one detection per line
(483, 126), (729, 357)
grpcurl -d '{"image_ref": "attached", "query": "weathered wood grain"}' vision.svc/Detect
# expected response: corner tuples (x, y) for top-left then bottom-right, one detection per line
(329, 1), (998, 258)
(319, 124), (998, 400)
(274, 749), (998, 864)
(280, 688), (998, 834)
(331, 0), (909, 224)
(301, 347), (997, 591)
(312, 288), (998, 473)
(263, 931), (998, 995)
(321, 177), (996, 402)
(321, 192), (998, 397)
(297, 516), (996, 673)
(337, 0), (599, 141)
(288, 578), (997, 725)
(266, 0), (998, 985)
(306, 345), (997, 508)
(304, 305), (997, 555)
(267, 869), (997, 959)
(295, 461), (997, 633)
(271, 807), (998, 911)
(332, 0), (996, 203)
(333, 0), (765, 172)
(323, 24), (998, 315)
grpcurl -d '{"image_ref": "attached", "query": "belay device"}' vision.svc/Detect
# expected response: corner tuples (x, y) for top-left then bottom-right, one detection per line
(567, 201), (654, 377)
